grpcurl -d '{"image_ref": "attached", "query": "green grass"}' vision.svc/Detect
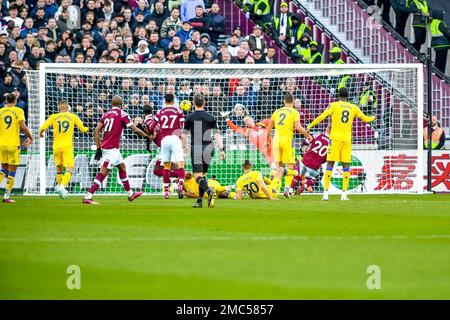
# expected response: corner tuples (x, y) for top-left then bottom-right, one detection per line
(0, 194), (450, 299)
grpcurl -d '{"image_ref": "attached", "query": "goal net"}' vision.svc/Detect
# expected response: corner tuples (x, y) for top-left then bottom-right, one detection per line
(23, 64), (424, 195)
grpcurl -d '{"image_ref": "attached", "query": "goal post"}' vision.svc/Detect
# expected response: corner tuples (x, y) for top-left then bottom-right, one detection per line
(24, 63), (424, 195)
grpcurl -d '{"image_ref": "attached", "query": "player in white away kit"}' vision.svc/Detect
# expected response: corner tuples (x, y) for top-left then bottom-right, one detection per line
(147, 93), (185, 199)
(83, 96), (150, 205)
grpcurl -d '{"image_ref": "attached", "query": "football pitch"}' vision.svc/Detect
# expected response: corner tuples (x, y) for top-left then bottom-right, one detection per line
(1, 194), (449, 299)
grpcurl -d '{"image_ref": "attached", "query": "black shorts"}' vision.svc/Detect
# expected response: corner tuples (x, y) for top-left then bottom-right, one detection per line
(191, 144), (214, 173)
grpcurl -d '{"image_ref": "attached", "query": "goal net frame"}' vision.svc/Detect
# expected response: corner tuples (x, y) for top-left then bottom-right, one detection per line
(23, 63), (424, 196)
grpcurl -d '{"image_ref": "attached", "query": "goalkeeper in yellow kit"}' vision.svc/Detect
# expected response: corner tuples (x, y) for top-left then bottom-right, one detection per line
(307, 88), (375, 201)
(39, 101), (89, 199)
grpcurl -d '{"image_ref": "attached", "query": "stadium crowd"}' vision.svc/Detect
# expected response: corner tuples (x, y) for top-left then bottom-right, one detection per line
(0, 0), (353, 123)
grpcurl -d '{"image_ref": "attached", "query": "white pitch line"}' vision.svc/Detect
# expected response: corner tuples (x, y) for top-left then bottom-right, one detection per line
(0, 235), (450, 243)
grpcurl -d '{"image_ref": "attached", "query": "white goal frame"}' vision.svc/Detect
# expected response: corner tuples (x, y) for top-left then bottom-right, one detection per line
(28, 63), (424, 195)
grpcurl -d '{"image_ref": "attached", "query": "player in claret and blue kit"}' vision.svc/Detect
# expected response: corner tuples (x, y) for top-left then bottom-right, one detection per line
(288, 127), (330, 195)
(83, 96), (150, 205)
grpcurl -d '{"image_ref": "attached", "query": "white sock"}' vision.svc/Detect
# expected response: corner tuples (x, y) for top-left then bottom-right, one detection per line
(127, 190), (133, 197)
(85, 192), (92, 200)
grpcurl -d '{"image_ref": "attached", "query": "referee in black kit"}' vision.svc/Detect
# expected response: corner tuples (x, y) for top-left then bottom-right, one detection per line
(182, 94), (226, 208)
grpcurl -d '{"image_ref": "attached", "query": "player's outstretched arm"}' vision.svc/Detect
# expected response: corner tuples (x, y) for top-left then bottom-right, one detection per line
(214, 130), (226, 160)
(356, 107), (376, 123)
(75, 115), (89, 133)
(223, 115), (248, 137)
(307, 108), (331, 130)
(129, 124), (151, 139)
(39, 116), (52, 138)
(20, 121), (33, 147)
(94, 122), (104, 160)
(264, 119), (274, 147)
(235, 190), (244, 200)
(294, 120), (313, 141)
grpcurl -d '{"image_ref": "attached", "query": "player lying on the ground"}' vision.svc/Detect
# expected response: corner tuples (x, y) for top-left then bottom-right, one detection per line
(221, 112), (273, 166)
(83, 96), (150, 205)
(182, 172), (236, 199)
(39, 101), (89, 199)
(307, 87), (375, 201)
(147, 94), (186, 199)
(288, 127), (330, 196)
(0, 94), (33, 203)
(235, 159), (284, 200)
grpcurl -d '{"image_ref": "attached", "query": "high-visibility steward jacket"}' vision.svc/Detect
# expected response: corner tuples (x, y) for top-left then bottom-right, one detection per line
(430, 19), (450, 49)
(424, 127), (445, 149)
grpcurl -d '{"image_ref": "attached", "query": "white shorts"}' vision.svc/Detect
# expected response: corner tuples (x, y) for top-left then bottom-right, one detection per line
(160, 135), (184, 163)
(101, 148), (124, 169)
(299, 163), (320, 179)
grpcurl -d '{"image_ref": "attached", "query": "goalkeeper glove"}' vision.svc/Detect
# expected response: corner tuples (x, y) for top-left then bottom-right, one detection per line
(94, 149), (102, 161)
(220, 111), (231, 119)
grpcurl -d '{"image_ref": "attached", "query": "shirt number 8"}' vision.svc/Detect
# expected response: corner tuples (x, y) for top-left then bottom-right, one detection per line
(341, 110), (349, 124)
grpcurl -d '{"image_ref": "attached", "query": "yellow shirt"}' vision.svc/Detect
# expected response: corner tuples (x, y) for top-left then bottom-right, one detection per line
(0, 106), (25, 147)
(40, 112), (88, 150)
(208, 179), (226, 193)
(184, 177), (200, 197)
(184, 178), (226, 198)
(236, 170), (267, 199)
(308, 101), (375, 142)
(270, 106), (300, 140)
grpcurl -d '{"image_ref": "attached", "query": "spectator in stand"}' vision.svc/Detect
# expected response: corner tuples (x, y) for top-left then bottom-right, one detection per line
(54, 0), (80, 30)
(0, 72), (15, 101)
(236, 48), (248, 64)
(3, 4), (24, 28)
(150, 1), (170, 29)
(227, 34), (240, 57)
(20, 18), (37, 38)
(148, 31), (161, 55)
(175, 46), (195, 63)
(364, 0), (392, 28)
(271, 1), (292, 48)
(34, 8), (48, 30)
(391, 0), (410, 37)
(265, 46), (278, 64)
(176, 21), (193, 45)
(220, 50), (233, 64)
(133, 0), (151, 20)
(227, 26), (245, 45)
(246, 25), (267, 53)
(199, 33), (217, 56)
(131, 11), (148, 31)
(189, 5), (209, 34)
(252, 48), (266, 64)
(160, 6), (182, 38)
(190, 29), (201, 46)
(46, 18), (61, 42)
(181, 0), (205, 22)
(57, 8), (77, 32)
(135, 40), (151, 63)
(205, 2), (226, 44)
(430, 9), (450, 74)
(102, 1), (114, 21)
